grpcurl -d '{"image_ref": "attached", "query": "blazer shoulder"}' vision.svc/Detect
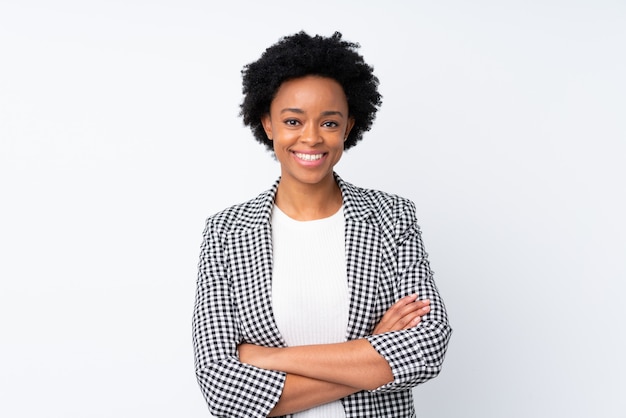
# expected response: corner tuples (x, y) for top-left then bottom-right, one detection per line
(204, 188), (274, 233)
(343, 180), (417, 222)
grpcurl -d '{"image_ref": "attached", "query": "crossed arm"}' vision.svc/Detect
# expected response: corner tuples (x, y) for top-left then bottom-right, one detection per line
(238, 294), (431, 416)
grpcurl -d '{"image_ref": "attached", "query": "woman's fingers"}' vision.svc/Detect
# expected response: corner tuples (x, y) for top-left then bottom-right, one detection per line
(403, 304), (430, 329)
(389, 301), (430, 330)
(373, 295), (431, 334)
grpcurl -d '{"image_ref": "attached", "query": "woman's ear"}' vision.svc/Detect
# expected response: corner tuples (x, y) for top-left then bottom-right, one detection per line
(261, 114), (273, 140)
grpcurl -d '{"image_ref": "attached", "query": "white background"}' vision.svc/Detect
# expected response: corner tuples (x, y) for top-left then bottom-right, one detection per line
(1, 1), (625, 417)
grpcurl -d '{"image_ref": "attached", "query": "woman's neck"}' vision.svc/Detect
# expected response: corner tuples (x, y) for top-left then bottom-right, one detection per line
(274, 176), (342, 221)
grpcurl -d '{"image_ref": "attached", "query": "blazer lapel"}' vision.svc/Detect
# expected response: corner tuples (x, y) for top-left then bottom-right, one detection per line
(228, 180), (286, 348)
(338, 175), (383, 340)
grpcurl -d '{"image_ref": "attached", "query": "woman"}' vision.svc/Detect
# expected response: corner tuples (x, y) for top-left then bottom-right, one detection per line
(193, 31), (452, 417)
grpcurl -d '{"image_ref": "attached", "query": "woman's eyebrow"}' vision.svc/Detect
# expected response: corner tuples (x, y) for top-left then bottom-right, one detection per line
(280, 107), (305, 114)
(321, 110), (344, 117)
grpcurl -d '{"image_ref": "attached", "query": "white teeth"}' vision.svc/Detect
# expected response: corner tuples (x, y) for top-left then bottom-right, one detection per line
(295, 152), (323, 161)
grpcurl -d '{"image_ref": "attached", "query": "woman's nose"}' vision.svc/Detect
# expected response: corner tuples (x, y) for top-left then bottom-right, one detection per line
(300, 122), (322, 144)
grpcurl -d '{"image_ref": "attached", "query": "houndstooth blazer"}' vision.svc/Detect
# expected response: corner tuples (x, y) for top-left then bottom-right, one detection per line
(193, 173), (452, 418)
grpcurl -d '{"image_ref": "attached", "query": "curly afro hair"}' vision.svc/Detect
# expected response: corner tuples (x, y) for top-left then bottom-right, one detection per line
(240, 31), (382, 152)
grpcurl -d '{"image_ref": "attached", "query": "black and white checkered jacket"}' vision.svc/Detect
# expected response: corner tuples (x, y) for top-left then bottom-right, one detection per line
(193, 174), (452, 417)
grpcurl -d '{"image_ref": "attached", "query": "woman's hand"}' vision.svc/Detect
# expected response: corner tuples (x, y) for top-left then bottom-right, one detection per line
(372, 294), (430, 335)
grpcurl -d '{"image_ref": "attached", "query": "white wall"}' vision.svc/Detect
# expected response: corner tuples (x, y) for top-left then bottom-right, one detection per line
(1, 1), (624, 417)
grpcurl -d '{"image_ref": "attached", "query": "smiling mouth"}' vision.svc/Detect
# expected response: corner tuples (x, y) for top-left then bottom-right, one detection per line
(294, 152), (325, 161)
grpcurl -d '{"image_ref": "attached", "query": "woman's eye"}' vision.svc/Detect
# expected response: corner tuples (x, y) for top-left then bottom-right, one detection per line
(323, 121), (339, 128)
(285, 119), (299, 126)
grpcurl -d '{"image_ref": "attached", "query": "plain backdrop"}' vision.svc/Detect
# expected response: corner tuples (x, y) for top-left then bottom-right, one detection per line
(1, 1), (625, 417)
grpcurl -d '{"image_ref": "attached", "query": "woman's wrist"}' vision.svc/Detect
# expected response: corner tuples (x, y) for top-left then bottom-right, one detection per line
(238, 343), (280, 370)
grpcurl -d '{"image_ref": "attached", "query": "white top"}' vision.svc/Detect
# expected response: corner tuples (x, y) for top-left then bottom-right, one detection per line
(271, 204), (349, 418)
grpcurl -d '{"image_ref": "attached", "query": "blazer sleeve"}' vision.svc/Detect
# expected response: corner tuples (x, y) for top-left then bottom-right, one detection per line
(365, 199), (452, 393)
(192, 217), (286, 417)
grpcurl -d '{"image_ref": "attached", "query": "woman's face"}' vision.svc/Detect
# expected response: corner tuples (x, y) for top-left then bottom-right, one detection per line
(261, 76), (354, 190)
